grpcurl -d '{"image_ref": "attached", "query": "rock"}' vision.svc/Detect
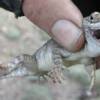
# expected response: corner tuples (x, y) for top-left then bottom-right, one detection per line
(22, 84), (52, 100)
(1, 25), (21, 40)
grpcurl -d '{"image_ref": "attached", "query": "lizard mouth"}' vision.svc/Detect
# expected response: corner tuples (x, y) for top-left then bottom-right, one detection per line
(93, 29), (100, 39)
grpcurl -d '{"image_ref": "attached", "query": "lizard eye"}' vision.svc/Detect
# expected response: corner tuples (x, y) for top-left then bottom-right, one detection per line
(90, 16), (93, 20)
(90, 16), (94, 22)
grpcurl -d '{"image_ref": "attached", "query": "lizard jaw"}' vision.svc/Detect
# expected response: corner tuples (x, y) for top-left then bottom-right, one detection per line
(88, 22), (100, 41)
(92, 29), (100, 40)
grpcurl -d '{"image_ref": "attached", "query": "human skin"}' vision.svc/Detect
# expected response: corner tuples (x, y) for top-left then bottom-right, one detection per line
(22, 0), (85, 52)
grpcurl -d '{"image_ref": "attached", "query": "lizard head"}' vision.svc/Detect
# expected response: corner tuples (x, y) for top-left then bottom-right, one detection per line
(83, 12), (100, 41)
(83, 12), (100, 57)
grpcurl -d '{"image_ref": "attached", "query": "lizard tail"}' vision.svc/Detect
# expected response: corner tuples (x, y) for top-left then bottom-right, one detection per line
(0, 54), (38, 78)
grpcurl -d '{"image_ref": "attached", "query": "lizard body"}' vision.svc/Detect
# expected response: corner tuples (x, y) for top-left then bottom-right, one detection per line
(1, 12), (100, 89)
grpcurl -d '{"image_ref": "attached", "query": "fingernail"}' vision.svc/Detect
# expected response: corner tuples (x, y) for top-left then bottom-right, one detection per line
(51, 20), (84, 52)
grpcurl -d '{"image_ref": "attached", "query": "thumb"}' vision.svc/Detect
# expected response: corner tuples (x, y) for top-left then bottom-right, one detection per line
(22, 0), (84, 52)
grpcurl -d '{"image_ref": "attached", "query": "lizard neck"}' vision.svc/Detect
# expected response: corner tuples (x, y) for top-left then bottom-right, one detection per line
(85, 29), (100, 57)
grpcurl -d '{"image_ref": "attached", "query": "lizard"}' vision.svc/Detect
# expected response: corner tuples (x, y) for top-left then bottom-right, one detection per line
(0, 12), (100, 94)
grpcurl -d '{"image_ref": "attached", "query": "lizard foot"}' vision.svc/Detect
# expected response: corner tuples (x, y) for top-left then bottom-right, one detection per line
(47, 66), (65, 83)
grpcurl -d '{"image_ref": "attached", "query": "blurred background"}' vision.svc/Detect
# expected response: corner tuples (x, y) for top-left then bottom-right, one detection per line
(0, 8), (100, 100)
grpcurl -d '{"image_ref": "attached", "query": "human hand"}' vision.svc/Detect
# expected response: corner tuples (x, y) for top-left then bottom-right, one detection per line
(22, 0), (85, 52)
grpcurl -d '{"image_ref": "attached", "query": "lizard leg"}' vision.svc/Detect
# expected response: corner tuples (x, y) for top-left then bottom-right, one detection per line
(47, 48), (65, 83)
(85, 64), (96, 95)
(82, 58), (96, 92)
(88, 64), (96, 92)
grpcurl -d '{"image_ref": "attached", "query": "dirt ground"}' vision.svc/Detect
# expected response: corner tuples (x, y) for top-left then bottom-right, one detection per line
(0, 8), (100, 100)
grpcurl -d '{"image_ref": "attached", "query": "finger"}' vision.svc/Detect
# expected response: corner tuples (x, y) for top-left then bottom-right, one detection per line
(22, 0), (84, 52)
(51, 20), (85, 51)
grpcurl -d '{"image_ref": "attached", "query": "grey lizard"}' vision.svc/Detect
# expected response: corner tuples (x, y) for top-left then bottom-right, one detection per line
(1, 12), (100, 94)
